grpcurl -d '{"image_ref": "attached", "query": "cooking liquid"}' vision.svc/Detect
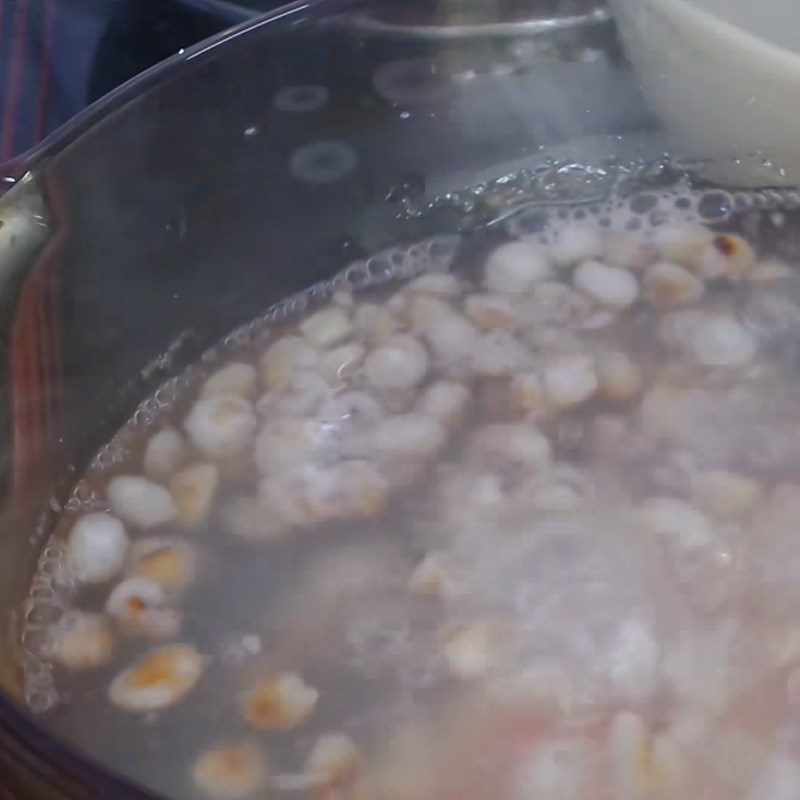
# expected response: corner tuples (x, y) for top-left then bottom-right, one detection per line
(18, 174), (800, 800)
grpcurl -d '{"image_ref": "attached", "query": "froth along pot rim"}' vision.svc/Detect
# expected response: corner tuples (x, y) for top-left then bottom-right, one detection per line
(0, 3), (341, 797)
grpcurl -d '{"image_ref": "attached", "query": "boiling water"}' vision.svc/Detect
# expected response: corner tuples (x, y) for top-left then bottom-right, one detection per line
(19, 172), (800, 800)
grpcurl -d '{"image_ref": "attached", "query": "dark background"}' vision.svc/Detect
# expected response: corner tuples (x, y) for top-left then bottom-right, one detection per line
(0, 0), (256, 162)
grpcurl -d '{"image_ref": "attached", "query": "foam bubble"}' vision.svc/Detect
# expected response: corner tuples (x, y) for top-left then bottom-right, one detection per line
(373, 58), (459, 105)
(291, 140), (359, 185)
(506, 183), (708, 244)
(273, 85), (329, 113)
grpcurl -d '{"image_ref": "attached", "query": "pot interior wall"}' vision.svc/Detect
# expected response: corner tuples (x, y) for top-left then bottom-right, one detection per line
(0, 2), (659, 796)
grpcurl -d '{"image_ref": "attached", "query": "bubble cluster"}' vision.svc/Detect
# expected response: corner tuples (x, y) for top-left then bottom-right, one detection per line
(21, 541), (74, 712)
(506, 185), (735, 244)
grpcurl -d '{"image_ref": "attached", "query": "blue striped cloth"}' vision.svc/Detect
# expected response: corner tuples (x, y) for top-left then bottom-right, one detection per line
(0, 0), (231, 161)
(0, 0), (113, 161)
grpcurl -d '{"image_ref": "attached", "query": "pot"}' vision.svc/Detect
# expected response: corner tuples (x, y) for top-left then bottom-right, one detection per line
(611, 0), (800, 184)
(0, 1), (782, 798)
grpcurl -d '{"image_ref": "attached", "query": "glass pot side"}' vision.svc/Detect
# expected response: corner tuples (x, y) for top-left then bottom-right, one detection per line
(0, 2), (644, 797)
